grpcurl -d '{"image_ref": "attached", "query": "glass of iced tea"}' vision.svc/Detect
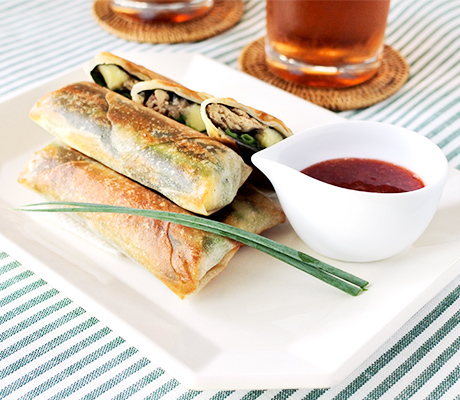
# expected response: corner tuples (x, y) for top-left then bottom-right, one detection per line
(110, 0), (214, 23)
(265, 0), (391, 88)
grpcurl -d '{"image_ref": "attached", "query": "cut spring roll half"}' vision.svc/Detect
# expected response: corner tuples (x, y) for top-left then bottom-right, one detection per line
(131, 78), (212, 132)
(201, 97), (292, 157)
(29, 82), (252, 216)
(85, 52), (172, 98)
(18, 142), (285, 298)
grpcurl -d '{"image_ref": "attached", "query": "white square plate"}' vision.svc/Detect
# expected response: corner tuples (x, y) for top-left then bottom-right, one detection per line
(1, 52), (459, 390)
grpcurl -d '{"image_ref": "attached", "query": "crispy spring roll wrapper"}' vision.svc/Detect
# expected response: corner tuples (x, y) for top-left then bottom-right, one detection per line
(200, 97), (293, 158)
(85, 52), (172, 98)
(29, 82), (252, 216)
(18, 142), (285, 299)
(87, 53), (211, 132)
(131, 78), (212, 132)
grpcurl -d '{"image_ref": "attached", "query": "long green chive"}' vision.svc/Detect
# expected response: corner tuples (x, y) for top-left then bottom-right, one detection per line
(16, 202), (369, 296)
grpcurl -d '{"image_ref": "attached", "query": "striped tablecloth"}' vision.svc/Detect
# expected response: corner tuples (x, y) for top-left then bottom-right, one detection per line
(1, 0), (459, 398)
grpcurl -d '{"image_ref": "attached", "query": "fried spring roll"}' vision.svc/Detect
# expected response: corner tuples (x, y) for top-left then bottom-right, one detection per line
(131, 78), (211, 132)
(29, 82), (252, 216)
(18, 142), (285, 299)
(87, 54), (293, 154)
(200, 97), (292, 157)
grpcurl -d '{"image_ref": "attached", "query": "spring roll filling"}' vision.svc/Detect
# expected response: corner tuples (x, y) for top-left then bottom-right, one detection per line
(141, 89), (205, 132)
(205, 103), (285, 150)
(91, 64), (141, 98)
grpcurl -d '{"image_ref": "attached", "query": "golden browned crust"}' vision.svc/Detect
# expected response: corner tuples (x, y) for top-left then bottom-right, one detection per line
(213, 183), (285, 230)
(29, 82), (252, 216)
(18, 142), (242, 298)
(18, 142), (285, 299)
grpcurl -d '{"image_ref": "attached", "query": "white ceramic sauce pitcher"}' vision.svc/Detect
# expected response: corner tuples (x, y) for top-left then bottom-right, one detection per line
(252, 121), (448, 262)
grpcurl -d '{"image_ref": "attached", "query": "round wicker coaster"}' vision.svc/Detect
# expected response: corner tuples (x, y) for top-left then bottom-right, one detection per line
(238, 38), (410, 111)
(93, 0), (244, 44)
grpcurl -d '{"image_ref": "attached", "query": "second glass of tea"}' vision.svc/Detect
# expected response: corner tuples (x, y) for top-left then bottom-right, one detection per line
(110, 0), (214, 23)
(265, 0), (391, 88)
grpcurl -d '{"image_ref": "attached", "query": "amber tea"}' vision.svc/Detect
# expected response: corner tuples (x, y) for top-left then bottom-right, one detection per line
(265, 0), (391, 87)
(111, 0), (214, 23)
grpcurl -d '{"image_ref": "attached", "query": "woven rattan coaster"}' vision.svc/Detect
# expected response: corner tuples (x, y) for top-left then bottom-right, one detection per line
(93, 0), (244, 44)
(238, 37), (410, 111)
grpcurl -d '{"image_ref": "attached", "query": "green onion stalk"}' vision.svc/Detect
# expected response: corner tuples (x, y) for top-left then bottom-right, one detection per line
(16, 202), (369, 296)
(225, 129), (262, 150)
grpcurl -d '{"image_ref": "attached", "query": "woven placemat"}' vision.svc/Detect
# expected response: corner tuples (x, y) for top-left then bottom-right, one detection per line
(93, 0), (244, 44)
(238, 37), (410, 111)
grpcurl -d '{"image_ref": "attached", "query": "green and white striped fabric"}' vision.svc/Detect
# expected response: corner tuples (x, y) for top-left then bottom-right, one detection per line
(1, 0), (459, 398)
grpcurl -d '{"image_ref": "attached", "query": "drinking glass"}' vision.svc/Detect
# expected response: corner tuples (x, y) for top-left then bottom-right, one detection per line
(265, 0), (391, 88)
(110, 0), (214, 23)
